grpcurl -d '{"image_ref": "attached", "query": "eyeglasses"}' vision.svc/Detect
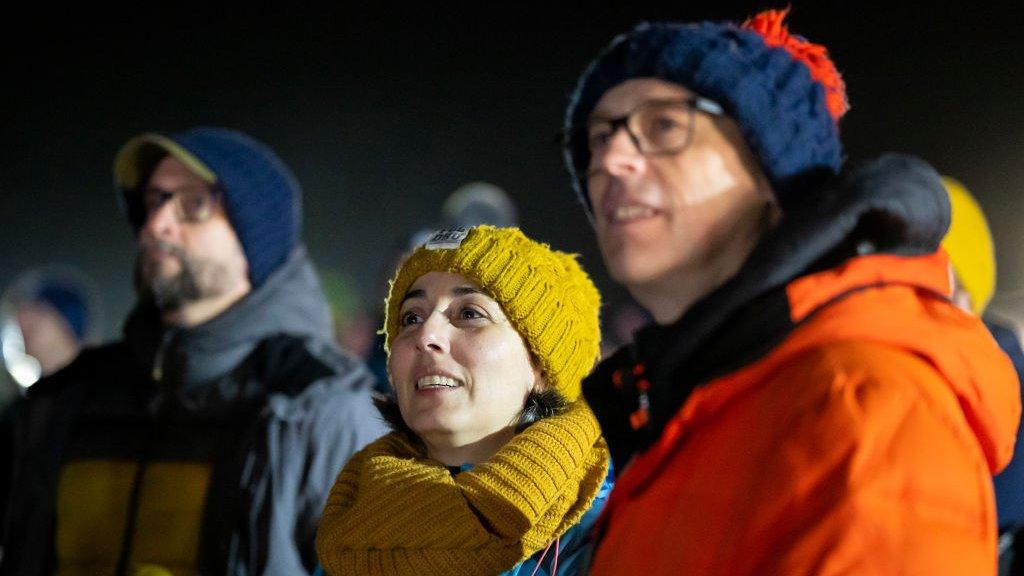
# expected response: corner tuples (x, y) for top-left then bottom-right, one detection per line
(583, 97), (724, 159)
(141, 185), (221, 224)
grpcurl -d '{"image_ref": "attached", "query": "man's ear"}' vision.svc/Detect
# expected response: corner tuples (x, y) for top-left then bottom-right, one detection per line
(950, 268), (975, 314)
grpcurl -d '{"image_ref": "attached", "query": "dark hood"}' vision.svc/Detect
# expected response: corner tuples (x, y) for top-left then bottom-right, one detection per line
(124, 245), (334, 396)
(640, 153), (948, 376)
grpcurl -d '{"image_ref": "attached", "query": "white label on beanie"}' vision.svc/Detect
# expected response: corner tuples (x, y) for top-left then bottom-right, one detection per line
(425, 228), (468, 250)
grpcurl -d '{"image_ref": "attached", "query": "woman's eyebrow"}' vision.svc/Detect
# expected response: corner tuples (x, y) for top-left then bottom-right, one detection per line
(400, 289), (425, 305)
(401, 286), (480, 305)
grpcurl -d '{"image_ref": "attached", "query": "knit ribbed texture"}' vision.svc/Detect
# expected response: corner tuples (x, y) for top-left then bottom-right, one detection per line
(315, 400), (609, 576)
(563, 10), (846, 213)
(383, 226), (601, 401)
(114, 127), (302, 287)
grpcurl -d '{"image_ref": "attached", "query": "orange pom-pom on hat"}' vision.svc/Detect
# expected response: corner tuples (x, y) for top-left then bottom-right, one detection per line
(743, 8), (849, 121)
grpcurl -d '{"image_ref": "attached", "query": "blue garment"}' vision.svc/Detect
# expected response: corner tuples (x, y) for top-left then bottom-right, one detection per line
(987, 316), (1024, 530)
(503, 466), (614, 576)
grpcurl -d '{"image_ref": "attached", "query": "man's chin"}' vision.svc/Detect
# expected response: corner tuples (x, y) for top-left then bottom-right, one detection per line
(600, 241), (657, 282)
(143, 272), (201, 309)
(605, 253), (676, 291)
(140, 276), (173, 297)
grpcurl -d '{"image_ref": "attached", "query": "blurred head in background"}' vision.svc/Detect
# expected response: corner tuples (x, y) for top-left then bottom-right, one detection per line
(1, 266), (100, 391)
(941, 176), (996, 316)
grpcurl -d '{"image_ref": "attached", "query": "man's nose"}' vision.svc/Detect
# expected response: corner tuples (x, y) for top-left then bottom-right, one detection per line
(140, 199), (180, 240)
(594, 128), (647, 180)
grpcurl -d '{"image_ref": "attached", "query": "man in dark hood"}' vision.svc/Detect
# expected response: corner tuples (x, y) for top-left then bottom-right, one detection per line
(1, 127), (387, 575)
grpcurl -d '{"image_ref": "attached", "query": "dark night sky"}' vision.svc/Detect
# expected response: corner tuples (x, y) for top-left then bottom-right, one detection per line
(4, 3), (1024, 338)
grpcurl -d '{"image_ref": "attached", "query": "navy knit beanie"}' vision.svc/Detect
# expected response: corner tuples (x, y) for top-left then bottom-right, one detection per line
(564, 9), (849, 215)
(114, 127), (302, 287)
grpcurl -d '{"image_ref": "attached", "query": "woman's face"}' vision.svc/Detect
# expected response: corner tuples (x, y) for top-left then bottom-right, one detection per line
(388, 271), (541, 457)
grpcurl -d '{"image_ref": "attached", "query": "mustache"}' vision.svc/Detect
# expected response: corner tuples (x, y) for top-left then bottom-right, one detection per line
(138, 239), (188, 260)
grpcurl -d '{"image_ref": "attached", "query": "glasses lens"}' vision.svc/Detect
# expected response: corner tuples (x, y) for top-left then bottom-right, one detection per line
(141, 186), (217, 223)
(586, 121), (615, 155)
(142, 189), (171, 216)
(633, 103), (694, 154)
(176, 187), (217, 222)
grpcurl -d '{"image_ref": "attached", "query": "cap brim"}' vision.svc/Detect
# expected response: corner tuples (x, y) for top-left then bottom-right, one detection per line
(114, 133), (218, 191)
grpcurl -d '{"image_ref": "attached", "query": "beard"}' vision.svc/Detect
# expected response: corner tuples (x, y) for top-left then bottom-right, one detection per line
(136, 240), (237, 311)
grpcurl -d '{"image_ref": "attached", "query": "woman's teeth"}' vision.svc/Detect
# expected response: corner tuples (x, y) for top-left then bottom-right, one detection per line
(417, 375), (461, 389)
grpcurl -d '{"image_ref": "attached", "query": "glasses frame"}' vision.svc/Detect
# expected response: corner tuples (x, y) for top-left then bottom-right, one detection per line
(140, 184), (223, 225)
(586, 96), (725, 158)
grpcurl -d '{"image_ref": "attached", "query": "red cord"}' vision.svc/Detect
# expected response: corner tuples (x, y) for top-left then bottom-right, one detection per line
(529, 541), (553, 576)
(551, 535), (561, 575)
(529, 535), (562, 576)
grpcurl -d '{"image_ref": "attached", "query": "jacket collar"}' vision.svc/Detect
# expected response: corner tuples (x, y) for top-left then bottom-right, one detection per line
(123, 245), (334, 396)
(585, 154), (953, 468)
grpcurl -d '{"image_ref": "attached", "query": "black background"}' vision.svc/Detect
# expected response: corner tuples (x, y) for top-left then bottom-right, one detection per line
(5, 2), (1023, 337)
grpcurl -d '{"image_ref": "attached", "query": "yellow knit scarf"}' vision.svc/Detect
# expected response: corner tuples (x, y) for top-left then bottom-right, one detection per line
(316, 401), (609, 576)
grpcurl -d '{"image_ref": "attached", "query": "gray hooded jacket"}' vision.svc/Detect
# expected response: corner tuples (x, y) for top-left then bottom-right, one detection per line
(1, 246), (387, 575)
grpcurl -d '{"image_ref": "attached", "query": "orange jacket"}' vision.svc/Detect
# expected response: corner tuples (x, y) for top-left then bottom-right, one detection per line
(588, 250), (1020, 575)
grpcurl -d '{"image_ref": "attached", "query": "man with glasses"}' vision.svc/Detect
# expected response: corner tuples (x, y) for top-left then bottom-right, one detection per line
(562, 10), (1019, 574)
(1, 127), (386, 575)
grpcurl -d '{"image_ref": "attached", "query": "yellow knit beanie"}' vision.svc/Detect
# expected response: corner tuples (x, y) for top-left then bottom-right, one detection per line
(383, 226), (601, 401)
(940, 176), (996, 316)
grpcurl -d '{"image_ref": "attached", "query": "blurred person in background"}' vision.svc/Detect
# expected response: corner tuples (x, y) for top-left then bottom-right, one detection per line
(0, 266), (102, 555)
(561, 9), (1019, 574)
(319, 267), (377, 360)
(316, 226), (611, 576)
(941, 175), (1024, 575)
(441, 181), (519, 230)
(0, 266), (102, 405)
(1, 127), (386, 576)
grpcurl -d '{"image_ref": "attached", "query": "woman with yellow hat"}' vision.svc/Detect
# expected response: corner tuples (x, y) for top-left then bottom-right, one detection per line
(316, 225), (611, 576)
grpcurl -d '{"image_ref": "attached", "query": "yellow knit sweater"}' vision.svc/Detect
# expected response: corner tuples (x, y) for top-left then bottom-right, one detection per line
(315, 401), (609, 576)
